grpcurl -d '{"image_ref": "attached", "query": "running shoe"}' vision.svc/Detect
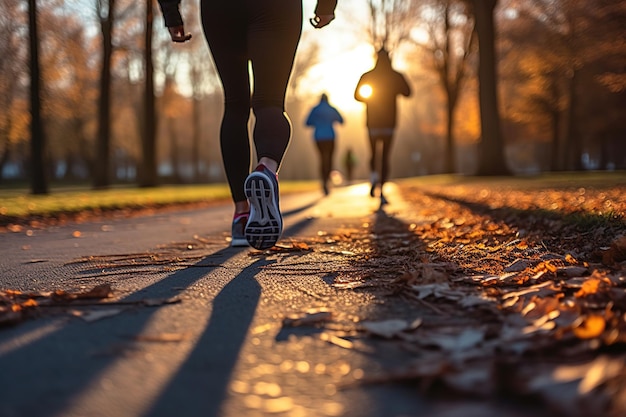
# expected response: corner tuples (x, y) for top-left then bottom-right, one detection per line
(370, 171), (378, 197)
(230, 212), (249, 247)
(244, 164), (283, 250)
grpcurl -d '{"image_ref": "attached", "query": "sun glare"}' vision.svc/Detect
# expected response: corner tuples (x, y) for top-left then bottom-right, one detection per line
(358, 84), (373, 99)
(302, 44), (374, 112)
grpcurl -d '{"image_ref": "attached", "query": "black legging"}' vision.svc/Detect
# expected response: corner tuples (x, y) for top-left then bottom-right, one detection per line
(201, 0), (303, 202)
(315, 140), (335, 184)
(369, 134), (393, 185)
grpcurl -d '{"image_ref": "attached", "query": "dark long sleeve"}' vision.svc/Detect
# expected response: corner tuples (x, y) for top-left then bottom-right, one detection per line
(315, 0), (338, 15)
(157, 0), (183, 27)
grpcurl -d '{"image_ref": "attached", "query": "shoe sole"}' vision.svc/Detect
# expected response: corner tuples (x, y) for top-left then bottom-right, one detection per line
(244, 171), (283, 250)
(230, 237), (249, 247)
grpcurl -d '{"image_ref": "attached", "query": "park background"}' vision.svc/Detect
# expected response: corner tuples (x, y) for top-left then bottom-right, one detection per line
(1, 0), (624, 193)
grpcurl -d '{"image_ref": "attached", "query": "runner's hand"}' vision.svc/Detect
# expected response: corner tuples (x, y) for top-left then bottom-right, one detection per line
(309, 14), (335, 29)
(168, 25), (192, 43)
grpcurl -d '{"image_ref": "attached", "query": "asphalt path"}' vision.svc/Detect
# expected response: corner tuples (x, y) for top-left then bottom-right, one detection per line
(0, 183), (547, 417)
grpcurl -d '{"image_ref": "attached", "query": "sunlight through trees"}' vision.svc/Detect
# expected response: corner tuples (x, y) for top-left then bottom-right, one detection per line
(4, 0), (624, 190)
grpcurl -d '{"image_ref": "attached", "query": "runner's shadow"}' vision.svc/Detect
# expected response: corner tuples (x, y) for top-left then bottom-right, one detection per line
(142, 259), (268, 417)
(0, 246), (248, 417)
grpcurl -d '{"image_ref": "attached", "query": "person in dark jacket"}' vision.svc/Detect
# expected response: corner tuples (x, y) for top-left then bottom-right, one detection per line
(354, 47), (411, 205)
(157, 0), (337, 249)
(305, 93), (344, 195)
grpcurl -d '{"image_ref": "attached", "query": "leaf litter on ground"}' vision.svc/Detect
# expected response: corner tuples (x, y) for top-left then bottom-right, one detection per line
(283, 181), (626, 417)
(0, 283), (180, 326)
(2, 178), (626, 415)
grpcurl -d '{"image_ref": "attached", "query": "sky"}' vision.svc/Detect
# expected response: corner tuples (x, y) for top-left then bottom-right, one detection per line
(57, 0), (380, 111)
(300, 0), (376, 111)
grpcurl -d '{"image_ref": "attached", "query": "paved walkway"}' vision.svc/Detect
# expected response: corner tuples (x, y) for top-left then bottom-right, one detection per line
(0, 183), (547, 417)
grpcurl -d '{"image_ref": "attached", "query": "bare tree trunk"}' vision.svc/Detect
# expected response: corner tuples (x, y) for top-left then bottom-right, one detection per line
(168, 121), (181, 183)
(192, 97), (201, 182)
(419, 1), (475, 174)
(473, 0), (510, 176)
(94, 0), (115, 188)
(28, 0), (48, 194)
(564, 69), (583, 171)
(444, 99), (455, 173)
(442, 4), (455, 174)
(549, 108), (561, 171)
(0, 140), (11, 185)
(140, 0), (157, 187)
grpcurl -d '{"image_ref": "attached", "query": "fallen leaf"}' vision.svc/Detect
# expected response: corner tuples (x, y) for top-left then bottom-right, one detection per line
(79, 308), (123, 322)
(573, 315), (606, 339)
(458, 294), (495, 308)
(505, 259), (533, 273)
(251, 323), (274, 335)
(75, 284), (113, 299)
(558, 265), (589, 278)
(283, 309), (333, 327)
(18, 300), (38, 311)
(602, 235), (626, 265)
(442, 366), (493, 396)
(579, 355), (625, 394)
(131, 333), (190, 343)
(422, 328), (486, 351)
(320, 332), (354, 349)
(142, 297), (181, 306)
(361, 318), (422, 339)
(333, 281), (376, 289)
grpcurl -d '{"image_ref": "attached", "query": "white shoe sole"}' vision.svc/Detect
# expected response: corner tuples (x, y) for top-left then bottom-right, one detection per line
(244, 171), (283, 249)
(230, 237), (249, 247)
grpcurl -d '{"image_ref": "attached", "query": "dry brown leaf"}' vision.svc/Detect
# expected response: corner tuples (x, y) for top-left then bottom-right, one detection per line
(504, 259), (533, 273)
(131, 333), (190, 343)
(75, 284), (112, 299)
(578, 355), (625, 394)
(283, 310), (333, 327)
(361, 318), (422, 339)
(142, 297), (181, 306)
(603, 235), (626, 265)
(421, 328), (486, 351)
(558, 265), (589, 278)
(573, 315), (606, 339)
(79, 308), (123, 322)
(575, 276), (611, 298)
(333, 281), (376, 289)
(21, 299), (38, 308)
(320, 332), (354, 349)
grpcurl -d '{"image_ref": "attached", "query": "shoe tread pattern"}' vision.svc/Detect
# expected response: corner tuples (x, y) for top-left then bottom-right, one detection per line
(244, 172), (282, 249)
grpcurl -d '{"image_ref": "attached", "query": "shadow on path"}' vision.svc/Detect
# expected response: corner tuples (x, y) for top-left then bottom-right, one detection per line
(0, 246), (247, 417)
(143, 259), (269, 417)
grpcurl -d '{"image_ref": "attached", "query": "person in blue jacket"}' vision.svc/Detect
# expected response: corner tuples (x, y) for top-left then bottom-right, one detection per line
(157, 0), (337, 249)
(305, 93), (344, 195)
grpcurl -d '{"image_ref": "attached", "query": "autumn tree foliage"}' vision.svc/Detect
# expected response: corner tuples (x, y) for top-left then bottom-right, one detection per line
(0, 0), (29, 183)
(1, 0), (624, 187)
(364, 0), (421, 51)
(413, 0), (476, 174)
(500, 0), (626, 171)
(40, 8), (99, 181)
